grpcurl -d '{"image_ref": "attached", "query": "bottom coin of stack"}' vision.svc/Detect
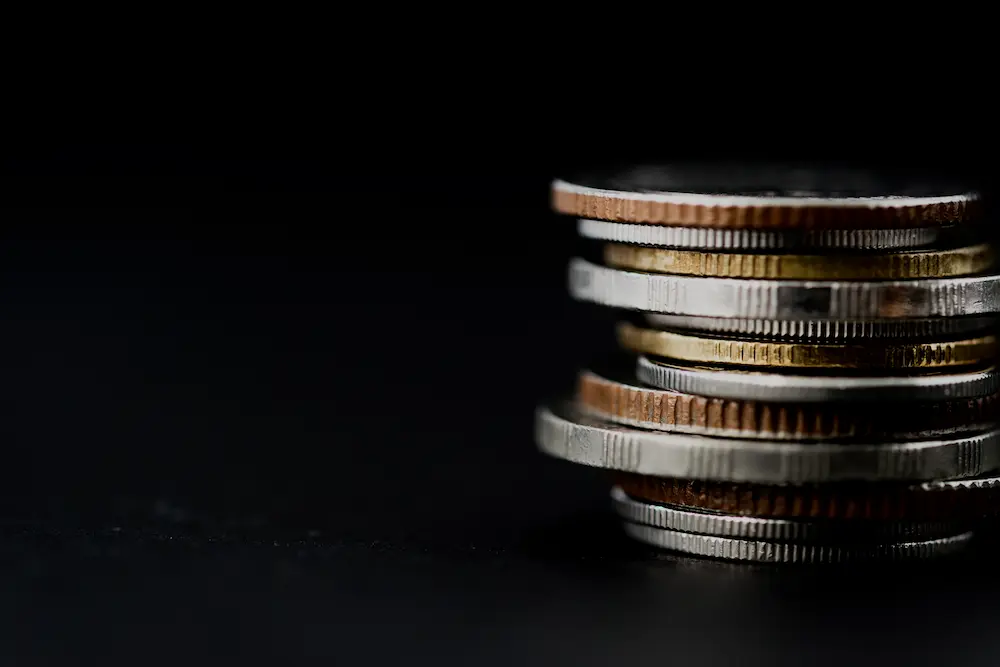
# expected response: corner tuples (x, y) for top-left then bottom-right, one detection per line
(536, 357), (1000, 563)
(610, 486), (973, 563)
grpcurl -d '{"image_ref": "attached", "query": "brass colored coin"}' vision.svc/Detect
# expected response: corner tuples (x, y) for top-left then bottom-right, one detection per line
(617, 322), (998, 370)
(615, 472), (1000, 521)
(604, 243), (995, 280)
(552, 168), (979, 229)
(577, 370), (999, 440)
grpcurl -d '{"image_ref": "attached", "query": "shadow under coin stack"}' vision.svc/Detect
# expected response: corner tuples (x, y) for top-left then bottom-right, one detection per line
(535, 165), (1000, 563)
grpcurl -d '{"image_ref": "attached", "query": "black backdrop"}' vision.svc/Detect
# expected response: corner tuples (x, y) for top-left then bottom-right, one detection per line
(2, 127), (999, 664)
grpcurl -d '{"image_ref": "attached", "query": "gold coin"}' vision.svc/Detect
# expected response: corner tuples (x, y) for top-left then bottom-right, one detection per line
(614, 472), (1000, 521)
(617, 322), (998, 370)
(577, 369), (998, 440)
(604, 243), (995, 280)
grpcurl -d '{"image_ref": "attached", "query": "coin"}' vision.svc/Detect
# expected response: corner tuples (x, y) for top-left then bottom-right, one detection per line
(610, 487), (957, 542)
(617, 322), (997, 370)
(621, 523), (972, 562)
(535, 402), (1000, 483)
(569, 258), (1000, 319)
(642, 314), (996, 341)
(614, 472), (1000, 520)
(577, 369), (998, 440)
(578, 219), (947, 250)
(604, 243), (994, 280)
(553, 165), (978, 229)
(635, 356), (1000, 403)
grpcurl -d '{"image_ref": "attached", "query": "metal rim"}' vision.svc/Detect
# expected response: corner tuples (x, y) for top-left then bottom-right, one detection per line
(617, 322), (997, 370)
(553, 166), (977, 229)
(621, 522), (973, 562)
(641, 314), (997, 341)
(614, 472), (1000, 521)
(611, 487), (960, 542)
(535, 402), (1000, 483)
(635, 356), (1000, 403)
(569, 258), (1000, 319)
(578, 219), (946, 250)
(577, 369), (997, 440)
(556, 166), (976, 207)
(603, 242), (995, 281)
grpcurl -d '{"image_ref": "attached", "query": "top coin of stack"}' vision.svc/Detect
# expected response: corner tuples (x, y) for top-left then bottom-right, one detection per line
(536, 164), (1000, 563)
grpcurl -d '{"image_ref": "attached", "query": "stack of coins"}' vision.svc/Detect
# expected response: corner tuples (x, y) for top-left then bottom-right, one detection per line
(535, 165), (1000, 563)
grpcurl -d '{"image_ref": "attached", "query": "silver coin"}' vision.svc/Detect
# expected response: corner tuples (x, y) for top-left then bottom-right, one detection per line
(642, 314), (996, 341)
(557, 165), (977, 208)
(621, 522), (973, 563)
(923, 474), (1000, 491)
(611, 487), (958, 542)
(578, 219), (945, 250)
(636, 355), (1000, 403)
(569, 258), (1000, 320)
(535, 402), (1000, 483)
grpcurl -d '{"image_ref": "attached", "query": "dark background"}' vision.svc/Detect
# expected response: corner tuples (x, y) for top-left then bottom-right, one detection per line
(1, 121), (999, 664)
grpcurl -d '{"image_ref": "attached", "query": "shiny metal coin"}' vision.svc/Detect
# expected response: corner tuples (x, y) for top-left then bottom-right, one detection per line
(611, 487), (958, 542)
(621, 522), (973, 562)
(642, 314), (996, 341)
(578, 368), (997, 440)
(554, 165), (977, 229)
(535, 402), (1000, 483)
(579, 219), (946, 250)
(617, 321), (996, 370)
(636, 355), (1000, 403)
(616, 471), (1000, 520)
(569, 258), (1000, 319)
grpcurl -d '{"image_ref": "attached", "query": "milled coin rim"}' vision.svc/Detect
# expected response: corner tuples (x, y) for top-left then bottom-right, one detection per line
(554, 173), (978, 230)
(569, 258), (1000, 319)
(577, 219), (947, 250)
(555, 179), (977, 209)
(641, 314), (997, 341)
(577, 369), (998, 440)
(621, 522), (973, 562)
(636, 356), (1000, 403)
(610, 487), (959, 542)
(617, 322), (997, 370)
(534, 402), (1000, 483)
(615, 472), (1000, 520)
(603, 242), (995, 280)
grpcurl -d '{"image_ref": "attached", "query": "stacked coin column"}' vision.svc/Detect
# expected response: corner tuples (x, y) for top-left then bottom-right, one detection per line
(536, 166), (1000, 563)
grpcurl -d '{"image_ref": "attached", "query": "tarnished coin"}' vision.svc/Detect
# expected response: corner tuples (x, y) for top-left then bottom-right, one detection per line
(635, 356), (1000, 403)
(617, 322), (997, 370)
(553, 165), (978, 229)
(535, 402), (1000, 483)
(604, 242), (994, 280)
(577, 369), (998, 440)
(578, 219), (947, 250)
(642, 314), (997, 342)
(569, 258), (1000, 319)
(610, 487), (958, 542)
(621, 523), (972, 562)
(615, 472), (1000, 520)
